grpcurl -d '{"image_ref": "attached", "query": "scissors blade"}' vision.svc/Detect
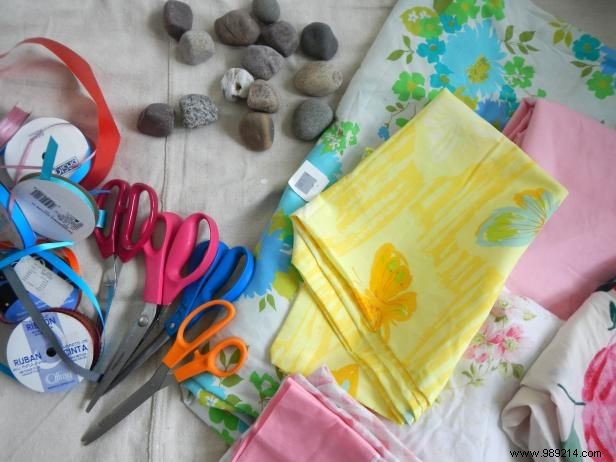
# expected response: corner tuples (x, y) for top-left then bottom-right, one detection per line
(81, 365), (174, 446)
(96, 256), (122, 318)
(86, 302), (158, 412)
(107, 330), (172, 393)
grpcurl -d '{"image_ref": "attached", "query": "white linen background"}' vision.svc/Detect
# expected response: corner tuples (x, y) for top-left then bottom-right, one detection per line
(0, 1), (614, 461)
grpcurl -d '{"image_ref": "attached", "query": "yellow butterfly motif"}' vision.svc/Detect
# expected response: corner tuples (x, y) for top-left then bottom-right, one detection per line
(358, 243), (417, 342)
(332, 364), (360, 397)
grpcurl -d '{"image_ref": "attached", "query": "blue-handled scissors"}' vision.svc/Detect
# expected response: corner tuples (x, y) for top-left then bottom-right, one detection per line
(105, 240), (254, 392)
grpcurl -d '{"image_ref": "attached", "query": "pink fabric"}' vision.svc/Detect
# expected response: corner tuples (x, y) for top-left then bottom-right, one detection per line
(229, 376), (381, 462)
(504, 98), (616, 319)
(223, 367), (419, 462)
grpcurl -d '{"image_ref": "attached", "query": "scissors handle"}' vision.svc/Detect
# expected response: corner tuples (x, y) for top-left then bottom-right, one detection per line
(161, 213), (219, 305)
(117, 183), (159, 262)
(173, 336), (246, 382)
(163, 300), (247, 376)
(93, 179), (129, 259)
(142, 212), (182, 303)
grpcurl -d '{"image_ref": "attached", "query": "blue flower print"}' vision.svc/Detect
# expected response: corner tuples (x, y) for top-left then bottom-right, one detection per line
(440, 21), (506, 98)
(192, 373), (227, 400)
(476, 99), (511, 130)
(430, 63), (454, 90)
(378, 125), (390, 140)
(439, 14), (461, 33)
(499, 84), (516, 103)
(572, 34), (601, 61)
(244, 230), (291, 298)
(600, 45), (616, 77)
(417, 38), (445, 63)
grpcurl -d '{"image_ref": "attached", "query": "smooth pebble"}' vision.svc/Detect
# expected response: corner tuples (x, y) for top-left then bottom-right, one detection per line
(252, 0), (280, 24)
(179, 94), (219, 128)
(247, 80), (279, 113)
(242, 45), (284, 80)
(240, 112), (274, 151)
(221, 68), (255, 102)
(292, 99), (333, 141)
(261, 21), (298, 57)
(294, 61), (342, 96)
(300, 22), (338, 60)
(137, 103), (175, 137)
(178, 31), (215, 65)
(163, 0), (193, 41)
(215, 10), (260, 46)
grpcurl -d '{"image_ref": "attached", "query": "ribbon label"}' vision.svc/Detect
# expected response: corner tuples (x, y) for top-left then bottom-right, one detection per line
(14, 255), (74, 307)
(13, 177), (97, 242)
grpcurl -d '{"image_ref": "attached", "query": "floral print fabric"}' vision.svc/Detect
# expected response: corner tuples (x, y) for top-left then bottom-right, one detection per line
(502, 290), (616, 461)
(399, 291), (562, 460)
(181, 0), (616, 441)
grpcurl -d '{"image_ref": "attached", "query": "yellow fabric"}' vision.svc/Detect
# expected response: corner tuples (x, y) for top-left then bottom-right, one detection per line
(270, 90), (568, 424)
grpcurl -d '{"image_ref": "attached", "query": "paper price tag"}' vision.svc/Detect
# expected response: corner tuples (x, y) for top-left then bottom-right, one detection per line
(14, 256), (74, 307)
(288, 160), (329, 202)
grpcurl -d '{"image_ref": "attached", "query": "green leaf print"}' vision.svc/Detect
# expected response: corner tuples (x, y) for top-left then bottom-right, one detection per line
(258, 297), (266, 312)
(433, 0), (453, 14)
(249, 371), (281, 407)
(226, 394), (241, 406)
(218, 429), (235, 446)
(387, 49), (405, 61)
(511, 363), (525, 380)
(504, 25), (513, 42)
(221, 374), (243, 387)
(229, 348), (242, 366)
(519, 31), (535, 42)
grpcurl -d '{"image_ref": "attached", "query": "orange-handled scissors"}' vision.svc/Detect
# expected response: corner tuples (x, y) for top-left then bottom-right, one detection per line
(81, 300), (247, 445)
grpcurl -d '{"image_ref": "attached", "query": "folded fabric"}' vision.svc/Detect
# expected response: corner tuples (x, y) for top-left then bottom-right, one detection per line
(503, 98), (616, 319)
(398, 290), (561, 460)
(220, 367), (420, 462)
(270, 89), (567, 423)
(501, 290), (616, 461)
(182, 0), (616, 439)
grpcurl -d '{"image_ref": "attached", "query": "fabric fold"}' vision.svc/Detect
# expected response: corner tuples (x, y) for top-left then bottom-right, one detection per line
(271, 89), (567, 423)
(503, 98), (616, 319)
(501, 290), (616, 461)
(221, 367), (419, 462)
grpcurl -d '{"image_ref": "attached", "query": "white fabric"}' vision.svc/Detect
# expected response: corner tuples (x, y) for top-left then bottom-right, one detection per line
(391, 292), (562, 461)
(0, 1), (614, 461)
(501, 290), (616, 461)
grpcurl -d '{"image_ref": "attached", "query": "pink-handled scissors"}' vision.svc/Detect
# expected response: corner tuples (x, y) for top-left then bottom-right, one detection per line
(93, 179), (158, 369)
(94, 179), (158, 318)
(86, 211), (219, 411)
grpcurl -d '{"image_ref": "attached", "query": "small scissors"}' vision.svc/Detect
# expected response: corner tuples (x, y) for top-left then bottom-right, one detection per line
(105, 240), (254, 391)
(86, 211), (219, 412)
(93, 179), (158, 368)
(81, 300), (247, 445)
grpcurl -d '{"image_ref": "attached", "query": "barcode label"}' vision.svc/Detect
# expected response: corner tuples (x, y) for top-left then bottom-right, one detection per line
(288, 160), (329, 202)
(31, 188), (56, 209)
(295, 172), (317, 195)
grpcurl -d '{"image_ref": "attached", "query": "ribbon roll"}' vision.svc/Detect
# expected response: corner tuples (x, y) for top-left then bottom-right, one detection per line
(0, 37), (121, 188)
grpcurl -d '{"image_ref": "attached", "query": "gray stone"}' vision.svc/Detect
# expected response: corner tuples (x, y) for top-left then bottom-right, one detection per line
(239, 112), (274, 151)
(241, 45), (284, 80)
(137, 103), (175, 137)
(163, 0), (193, 41)
(294, 61), (343, 96)
(215, 10), (260, 46)
(300, 22), (338, 60)
(252, 0), (280, 24)
(178, 31), (215, 65)
(179, 94), (219, 128)
(221, 68), (255, 102)
(247, 80), (279, 113)
(292, 99), (333, 141)
(261, 21), (298, 57)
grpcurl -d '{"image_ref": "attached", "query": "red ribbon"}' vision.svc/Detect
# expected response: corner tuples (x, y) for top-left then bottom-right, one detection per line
(0, 37), (121, 189)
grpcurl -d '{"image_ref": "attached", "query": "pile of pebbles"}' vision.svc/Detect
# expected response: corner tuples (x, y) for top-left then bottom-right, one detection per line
(137, 0), (343, 152)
